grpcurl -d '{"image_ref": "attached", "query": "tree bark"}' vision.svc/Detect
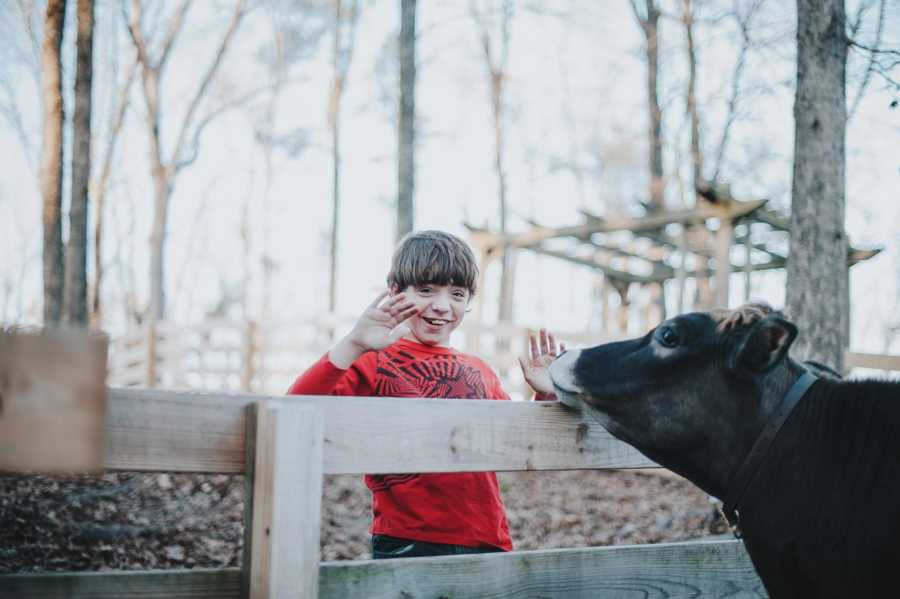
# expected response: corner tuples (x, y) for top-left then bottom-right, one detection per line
(40, 0), (66, 326)
(126, 0), (245, 321)
(631, 0), (664, 210)
(64, 0), (95, 326)
(328, 0), (359, 317)
(682, 0), (703, 191)
(91, 59), (138, 326)
(396, 0), (416, 242)
(786, 0), (848, 371)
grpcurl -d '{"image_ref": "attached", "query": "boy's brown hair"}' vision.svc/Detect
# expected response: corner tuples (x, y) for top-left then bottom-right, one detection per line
(387, 230), (479, 297)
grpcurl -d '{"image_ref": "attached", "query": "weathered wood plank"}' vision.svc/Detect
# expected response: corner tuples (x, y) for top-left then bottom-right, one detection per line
(0, 329), (107, 472)
(845, 351), (900, 372)
(103, 388), (656, 474)
(1, 541), (764, 599)
(244, 403), (324, 599)
(0, 568), (241, 598)
(320, 540), (765, 599)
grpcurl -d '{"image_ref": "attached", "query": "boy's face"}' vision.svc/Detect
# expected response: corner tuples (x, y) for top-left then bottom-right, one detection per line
(394, 283), (469, 346)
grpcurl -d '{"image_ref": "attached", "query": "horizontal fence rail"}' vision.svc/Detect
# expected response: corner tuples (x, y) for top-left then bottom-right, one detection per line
(104, 388), (657, 474)
(4, 540), (763, 599)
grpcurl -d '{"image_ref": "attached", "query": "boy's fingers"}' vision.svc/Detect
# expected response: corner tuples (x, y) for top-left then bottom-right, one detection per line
(529, 334), (539, 361)
(517, 355), (530, 376)
(395, 305), (419, 324)
(548, 332), (558, 355)
(370, 290), (389, 308)
(384, 293), (407, 309)
(560, 342), (567, 354)
(390, 300), (415, 316)
(540, 328), (550, 355)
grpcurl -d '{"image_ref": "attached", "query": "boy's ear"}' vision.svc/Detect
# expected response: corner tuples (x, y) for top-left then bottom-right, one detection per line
(727, 315), (798, 377)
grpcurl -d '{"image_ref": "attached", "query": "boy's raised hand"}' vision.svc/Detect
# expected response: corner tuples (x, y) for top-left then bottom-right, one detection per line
(330, 290), (419, 368)
(350, 290), (419, 351)
(518, 328), (566, 401)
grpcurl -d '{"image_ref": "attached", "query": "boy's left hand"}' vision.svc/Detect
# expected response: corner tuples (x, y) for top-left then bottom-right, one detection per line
(518, 328), (566, 401)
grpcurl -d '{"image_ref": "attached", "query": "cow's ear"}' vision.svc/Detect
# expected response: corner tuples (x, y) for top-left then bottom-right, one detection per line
(728, 316), (798, 376)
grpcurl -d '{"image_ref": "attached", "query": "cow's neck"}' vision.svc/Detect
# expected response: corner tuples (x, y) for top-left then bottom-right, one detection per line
(718, 359), (813, 522)
(687, 361), (808, 502)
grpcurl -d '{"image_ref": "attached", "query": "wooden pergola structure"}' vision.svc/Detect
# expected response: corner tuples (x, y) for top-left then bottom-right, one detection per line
(466, 195), (879, 338)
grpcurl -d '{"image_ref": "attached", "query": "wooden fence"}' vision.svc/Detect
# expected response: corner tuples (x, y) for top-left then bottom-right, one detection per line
(106, 317), (900, 396)
(2, 387), (766, 598)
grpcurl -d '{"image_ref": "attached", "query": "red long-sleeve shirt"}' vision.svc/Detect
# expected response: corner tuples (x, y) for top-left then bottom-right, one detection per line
(287, 338), (513, 551)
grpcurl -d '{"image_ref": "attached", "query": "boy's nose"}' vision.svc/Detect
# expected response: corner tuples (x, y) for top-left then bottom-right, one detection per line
(430, 294), (450, 312)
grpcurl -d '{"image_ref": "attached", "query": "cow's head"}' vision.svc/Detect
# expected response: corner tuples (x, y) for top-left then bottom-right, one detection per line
(550, 303), (801, 498)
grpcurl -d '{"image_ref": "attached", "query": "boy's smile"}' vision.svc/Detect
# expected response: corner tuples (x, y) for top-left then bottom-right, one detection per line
(395, 284), (469, 346)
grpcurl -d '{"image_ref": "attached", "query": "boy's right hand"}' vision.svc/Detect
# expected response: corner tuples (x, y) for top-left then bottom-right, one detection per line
(330, 290), (419, 368)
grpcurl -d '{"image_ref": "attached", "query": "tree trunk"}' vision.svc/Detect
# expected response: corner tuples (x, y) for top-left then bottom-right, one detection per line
(638, 0), (664, 210)
(328, 0), (344, 317)
(683, 0), (703, 191)
(786, 0), (848, 371)
(40, 0), (66, 326)
(396, 0), (416, 242)
(91, 60), (138, 326)
(64, 0), (95, 326)
(327, 0), (358, 318)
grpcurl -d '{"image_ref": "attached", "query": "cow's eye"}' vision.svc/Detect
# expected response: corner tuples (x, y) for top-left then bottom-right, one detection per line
(657, 326), (680, 348)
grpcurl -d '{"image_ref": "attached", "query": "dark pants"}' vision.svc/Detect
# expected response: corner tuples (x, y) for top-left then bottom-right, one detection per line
(371, 534), (504, 559)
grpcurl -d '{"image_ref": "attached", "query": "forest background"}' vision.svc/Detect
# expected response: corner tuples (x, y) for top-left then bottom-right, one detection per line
(1, 0), (898, 389)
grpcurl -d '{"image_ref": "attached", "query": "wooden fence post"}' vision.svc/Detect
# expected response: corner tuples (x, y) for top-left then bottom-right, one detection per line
(242, 401), (324, 599)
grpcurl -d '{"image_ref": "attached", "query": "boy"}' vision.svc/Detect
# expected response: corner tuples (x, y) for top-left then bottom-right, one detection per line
(287, 230), (563, 558)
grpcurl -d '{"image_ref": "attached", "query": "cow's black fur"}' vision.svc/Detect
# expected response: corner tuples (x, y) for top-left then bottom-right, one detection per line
(549, 305), (900, 599)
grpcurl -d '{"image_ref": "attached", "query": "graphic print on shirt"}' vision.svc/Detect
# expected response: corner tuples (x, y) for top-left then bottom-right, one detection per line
(373, 349), (488, 399)
(367, 348), (490, 492)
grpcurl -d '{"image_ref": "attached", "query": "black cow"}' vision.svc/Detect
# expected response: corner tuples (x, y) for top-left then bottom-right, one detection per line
(549, 304), (900, 599)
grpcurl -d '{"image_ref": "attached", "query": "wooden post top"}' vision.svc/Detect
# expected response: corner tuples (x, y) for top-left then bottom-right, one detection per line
(0, 328), (108, 473)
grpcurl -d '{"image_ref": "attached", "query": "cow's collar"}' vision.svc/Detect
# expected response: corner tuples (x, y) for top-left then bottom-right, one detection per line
(722, 369), (819, 538)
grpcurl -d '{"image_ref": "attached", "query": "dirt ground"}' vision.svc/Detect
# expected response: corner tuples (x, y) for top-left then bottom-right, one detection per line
(1, 469), (729, 572)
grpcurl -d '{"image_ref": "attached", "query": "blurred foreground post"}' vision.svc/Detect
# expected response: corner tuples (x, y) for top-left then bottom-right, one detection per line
(0, 328), (107, 472)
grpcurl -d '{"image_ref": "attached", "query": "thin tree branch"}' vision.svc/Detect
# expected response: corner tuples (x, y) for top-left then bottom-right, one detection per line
(848, 0), (886, 120)
(123, 0), (151, 69)
(170, 0), (247, 169)
(157, 0), (191, 71)
(175, 85), (273, 171)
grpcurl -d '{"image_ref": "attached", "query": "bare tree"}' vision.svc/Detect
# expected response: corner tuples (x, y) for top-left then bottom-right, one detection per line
(63, 0), (95, 326)
(397, 0), (416, 241)
(124, 0), (248, 322)
(681, 0), (703, 191)
(40, 0), (66, 325)
(327, 0), (359, 318)
(786, 0), (848, 371)
(847, 0), (897, 120)
(90, 56), (138, 327)
(471, 0), (514, 329)
(630, 0), (664, 210)
(711, 0), (764, 183)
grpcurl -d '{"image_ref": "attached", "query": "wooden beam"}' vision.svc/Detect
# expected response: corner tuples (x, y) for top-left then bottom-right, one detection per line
(845, 351), (900, 372)
(1, 541), (763, 598)
(243, 403), (323, 599)
(103, 388), (657, 474)
(482, 199), (767, 250)
(320, 540), (762, 599)
(0, 329), (107, 473)
(528, 247), (662, 284)
(714, 219), (734, 308)
(751, 208), (789, 231)
(0, 569), (241, 599)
